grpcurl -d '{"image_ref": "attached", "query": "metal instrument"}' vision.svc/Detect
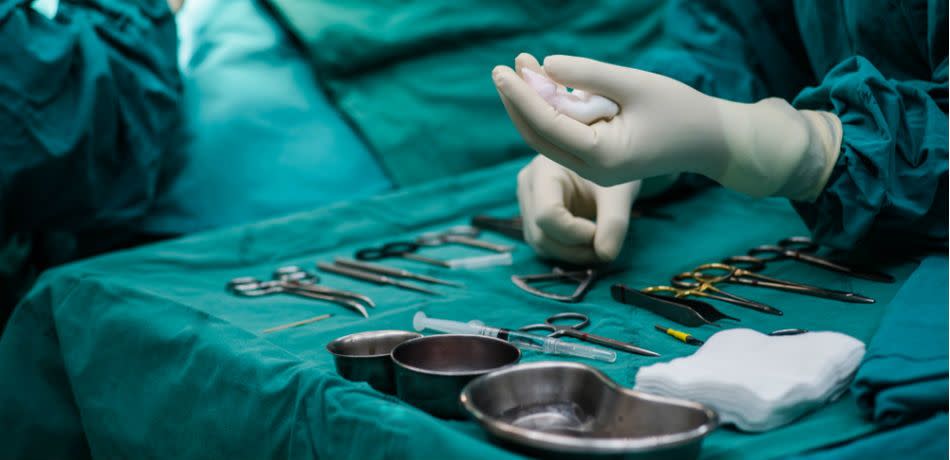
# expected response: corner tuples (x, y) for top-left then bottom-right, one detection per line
(611, 284), (739, 327)
(317, 261), (441, 296)
(511, 267), (606, 303)
(334, 257), (464, 287)
(460, 362), (717, 459)
(227, 266), (374, 318)
(691, 262), (875, 304)
(471, 215), (524, 240)
(519, 312), (660, 357)
(670, 272), (784, 315)
(262, 313), (332, 334)
(355, 241), (451, 268)
(743, 236), (895, 283)
(416, 225), (514, 253)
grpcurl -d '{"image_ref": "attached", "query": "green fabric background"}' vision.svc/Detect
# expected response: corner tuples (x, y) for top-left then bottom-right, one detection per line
(262, 0), (668, 186)
(0, 160), (917, 459)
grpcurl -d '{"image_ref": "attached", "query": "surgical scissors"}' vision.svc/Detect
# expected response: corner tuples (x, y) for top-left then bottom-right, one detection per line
(519, 312), (660, 357)
(670, 272), (783, 315)
(416, 225), (514, 253)
(227, 266), (375, 318)
(743, 236), (895, 283)
(691, 263), (875, 304)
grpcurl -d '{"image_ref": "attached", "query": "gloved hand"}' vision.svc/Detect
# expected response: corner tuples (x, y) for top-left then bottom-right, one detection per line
(517, 155), (640, 264)
(494, 54), (843, 201)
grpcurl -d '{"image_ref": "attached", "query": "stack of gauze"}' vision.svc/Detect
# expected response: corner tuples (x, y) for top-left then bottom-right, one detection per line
(634, 328), (866, 432)
(521, 68), (619, 124)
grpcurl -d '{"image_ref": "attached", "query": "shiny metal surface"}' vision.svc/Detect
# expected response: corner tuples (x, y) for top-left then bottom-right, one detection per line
(326, 330), (422, 394)
(460, 362), (717, 459)
(391, 334), (520, 418)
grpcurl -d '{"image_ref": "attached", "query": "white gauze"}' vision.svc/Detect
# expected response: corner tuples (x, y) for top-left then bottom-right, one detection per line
(521, 67), (619, 124)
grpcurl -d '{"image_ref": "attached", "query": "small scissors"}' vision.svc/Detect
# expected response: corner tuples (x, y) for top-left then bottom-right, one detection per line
(691, 262), (875, 304)
(227, 266), (375, 318)
(670, 272), (783, 315)
(416, 225), (514, 253)
(355, 241), (451, 268)
(519, 312), (660, 357)
(737, 236), (894, 283)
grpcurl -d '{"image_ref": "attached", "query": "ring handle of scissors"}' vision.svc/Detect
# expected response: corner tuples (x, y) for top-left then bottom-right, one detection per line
(545, 312), (590, 330)
(227, 277), (278, 296)
(719, 255), (767, 272)
(670, 273), (703, 290)
(778, 236), (819, 253)
(273, 266), (319, 284)
(518, 323), (561, 337)
(746, 245), (790, 262)
(691, 263), (740, 284)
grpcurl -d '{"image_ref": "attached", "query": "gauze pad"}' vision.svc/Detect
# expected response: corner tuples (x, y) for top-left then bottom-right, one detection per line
(521, 67), (619, 124)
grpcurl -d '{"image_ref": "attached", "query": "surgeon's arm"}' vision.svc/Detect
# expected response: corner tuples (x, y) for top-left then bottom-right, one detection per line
(791, 57), (949, 252)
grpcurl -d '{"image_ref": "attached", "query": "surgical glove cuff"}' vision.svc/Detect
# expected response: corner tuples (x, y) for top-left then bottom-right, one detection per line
(713, 98), (843, 200)
(775, 110), (843, 202)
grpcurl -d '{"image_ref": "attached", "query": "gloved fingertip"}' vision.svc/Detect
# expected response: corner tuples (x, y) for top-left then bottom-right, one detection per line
(492, 66), (514, 86)
(593, 237), (622, 262)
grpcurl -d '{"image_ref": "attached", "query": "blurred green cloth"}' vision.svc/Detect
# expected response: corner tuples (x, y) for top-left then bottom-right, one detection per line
(262, 0), (668, 186)
(852, 255), (949, 426)
(785, 413), (948, 460)
(0, 0), (181, 316)
(0, 159), (921, 459)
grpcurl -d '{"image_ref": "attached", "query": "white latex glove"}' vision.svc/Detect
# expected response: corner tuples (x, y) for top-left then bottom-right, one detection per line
(517, 155), (640, 264)
(494, 54), (843, 201)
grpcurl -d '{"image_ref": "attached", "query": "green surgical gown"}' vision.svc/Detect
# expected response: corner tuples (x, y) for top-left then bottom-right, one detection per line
(636, 0), (948, 253)
(0, 0), (182, 318)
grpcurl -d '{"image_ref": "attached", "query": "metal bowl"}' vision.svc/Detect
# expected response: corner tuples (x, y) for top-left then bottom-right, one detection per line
(460, 362), (717, 459)
(326, 330), (422, 394)
(391, 334), (520, 418)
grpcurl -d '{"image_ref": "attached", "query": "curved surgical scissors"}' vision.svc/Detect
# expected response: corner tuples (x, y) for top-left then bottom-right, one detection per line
(691, 262), (875, 304)
(746, 236), (894, 283)
(227, 266), (375, 318)
(519, 312), (659, 357)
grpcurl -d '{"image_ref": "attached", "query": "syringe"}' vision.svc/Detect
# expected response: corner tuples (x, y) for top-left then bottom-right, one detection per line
(413, 312), (617, 363)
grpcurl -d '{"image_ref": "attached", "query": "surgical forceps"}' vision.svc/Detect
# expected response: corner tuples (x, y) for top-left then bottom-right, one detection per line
(416, 225), (514, 253)
(670, 272), (784, 315)
(519, 312), (660, 357)
(317, 261), (441, 295)
(227, 266), (375, 318)
(334, 258), (463, 287)
(691, 263), (876, 304)
(611, 284), (739, 327)
(735, 236), (895, 283)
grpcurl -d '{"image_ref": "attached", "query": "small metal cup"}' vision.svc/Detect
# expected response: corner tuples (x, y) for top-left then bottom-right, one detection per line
(326, 330), (422, 394)
(391, 334), (520, 418)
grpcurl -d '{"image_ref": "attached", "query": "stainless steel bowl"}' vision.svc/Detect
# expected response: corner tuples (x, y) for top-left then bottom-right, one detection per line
(326, 330), (422, 394)
(460, 362), (717, 459)
(391, 334), (520, 418)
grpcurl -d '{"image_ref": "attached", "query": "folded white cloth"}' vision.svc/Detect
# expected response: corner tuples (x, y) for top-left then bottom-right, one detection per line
(634, 328), (866, 431)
